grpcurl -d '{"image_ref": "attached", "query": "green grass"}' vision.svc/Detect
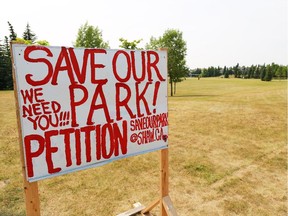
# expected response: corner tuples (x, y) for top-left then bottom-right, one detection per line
(0, 78), (287, 215)
(184, 160), (227, 185)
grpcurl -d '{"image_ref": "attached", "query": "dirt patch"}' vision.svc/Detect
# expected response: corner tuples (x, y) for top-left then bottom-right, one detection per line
(0, 180), (8, 189)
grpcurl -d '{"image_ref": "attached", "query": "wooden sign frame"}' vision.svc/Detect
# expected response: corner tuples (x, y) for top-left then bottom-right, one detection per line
(11, 42), (41, 215)
(119, 48), (178, 216)
(140, 149), (178, 216)
(11, 43), (177, 216)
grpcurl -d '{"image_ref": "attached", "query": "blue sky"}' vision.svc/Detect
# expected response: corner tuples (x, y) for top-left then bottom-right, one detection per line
(1, 0), (287, 68)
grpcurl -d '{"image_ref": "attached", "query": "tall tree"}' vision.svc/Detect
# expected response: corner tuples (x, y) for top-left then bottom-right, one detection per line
(146, 29), (188, 96)
(1, 22), (16, 90)
(0, 40), (6, 89)
(233, 63), (240, 78)
(281, 66), (288, 79)
(22, 23), (37, 43)
(260, 64), (266, 81)
(1, 22), (50, 90)
(224, 66), (229, 78)
(253, 65), (260, 79)
(8, 21), (17, 41)
(0, 36), (13, 89)
(119, 38), (142, 49)
(263, 65), (273, 81)
(74, 22), (109, 48)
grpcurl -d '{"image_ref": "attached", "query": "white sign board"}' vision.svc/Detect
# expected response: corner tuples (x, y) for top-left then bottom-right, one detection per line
(12, 44), (168, 182)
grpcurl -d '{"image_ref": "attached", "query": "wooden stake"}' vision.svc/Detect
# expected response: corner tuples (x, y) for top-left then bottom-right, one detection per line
(162, 196), (178, 216)
(141, 199), (160, 214)
(160, 149), (169, 216)
(142, 48), (177, 216)
(10, 42), (41, 216)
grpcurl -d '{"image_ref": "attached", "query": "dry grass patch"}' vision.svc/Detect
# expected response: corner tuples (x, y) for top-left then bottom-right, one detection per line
(1, 78), (287, 215)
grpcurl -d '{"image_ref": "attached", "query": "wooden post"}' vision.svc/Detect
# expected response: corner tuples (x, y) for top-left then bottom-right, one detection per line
(160, 149), (169, 216)
(142, 148), (178, 216)
(10, 42), (41, 216)
(141, 48), (178, 216)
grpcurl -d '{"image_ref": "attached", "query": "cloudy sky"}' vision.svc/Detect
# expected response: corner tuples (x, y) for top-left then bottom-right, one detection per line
(1, 0), (287, 68)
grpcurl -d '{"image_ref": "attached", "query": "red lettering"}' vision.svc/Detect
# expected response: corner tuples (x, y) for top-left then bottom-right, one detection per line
(41, 101), (51, 114)
(69, 84), (88, 127)
(87, 81), (113, 125)
(101, 122), (128, 159)
(22, 101), (60, 119)
(113, 121), (128, 156)
(147, 51), (165, 81)
(34, 88), (44, 102)
(90, 49), (107, 84)
(23, 122), (129, 179)
(22, 105), (32, 117)
(81, 126), (95, 163)
(52, 47), (76, 85)
(59, 128), (74, 167)
(112, 50), (131, 82)
(135, 82), (152, 117)
(20, 89), (33, 104)
(131, 51), (146, 82)
(49, 114), (59, 127)
(75, 129), (81, 165)
(45, 130), (61, 174)
(68, 48), (89, 84)
(20, 88), (44, 104)
(115, 83), (136, 121)
(51, 101), (61, 113)
(24, 134), (45, 177)
(27, 116), (39, 130)
(24, 46), (53, 86)
(38, 115), (49, 130)
(95, 124), (102, 160)
(32, 103), (41, 115)
(101, 123), (114, 159)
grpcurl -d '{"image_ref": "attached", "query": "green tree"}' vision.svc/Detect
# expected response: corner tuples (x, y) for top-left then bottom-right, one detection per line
(233, 63), (240, 78)
(260, 64), (266, 81)
(119, 38), (142, 49)
(22, 23), (37, 43)
(0, 22), (49, 90)
(201, 68), (208, 77)
(270, 62), (278, 77)
(0, 22), (16, 90)
(14, 37), (32, 44)
(224, 66), (229, 78)
(275, 67), (282, 79)
(146, 29), (188, 96)
(282, 66), (288, 79)
(35, 40), (50, 46)
(276, 65), (288, 79)
(0, 36), (13, 89)
(248, 65), (255, 78)
(74, 22), (109, 48)
(8, 21), (17, 41)
(263, 65), (273, 81)
(146, 36), (160, 50)
(0, 40), (6, 89)
(253, 65), (260, 79)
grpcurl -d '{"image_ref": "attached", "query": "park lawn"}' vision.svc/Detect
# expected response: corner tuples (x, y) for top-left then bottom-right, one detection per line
(0, 78), (287, 215)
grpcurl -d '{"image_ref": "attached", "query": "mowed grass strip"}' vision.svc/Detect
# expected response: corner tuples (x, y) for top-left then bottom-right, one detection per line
(0, 78), (287, 215)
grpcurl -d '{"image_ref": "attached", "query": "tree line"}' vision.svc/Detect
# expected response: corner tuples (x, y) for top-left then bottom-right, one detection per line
(190, 63), (287, 81)
(0, 22), (49, 90)
(0, 22), (188, 95)
(1, 21), (286, 93)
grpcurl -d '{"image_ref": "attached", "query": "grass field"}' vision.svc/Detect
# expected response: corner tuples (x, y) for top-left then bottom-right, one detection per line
(0, 78), (287, 215)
